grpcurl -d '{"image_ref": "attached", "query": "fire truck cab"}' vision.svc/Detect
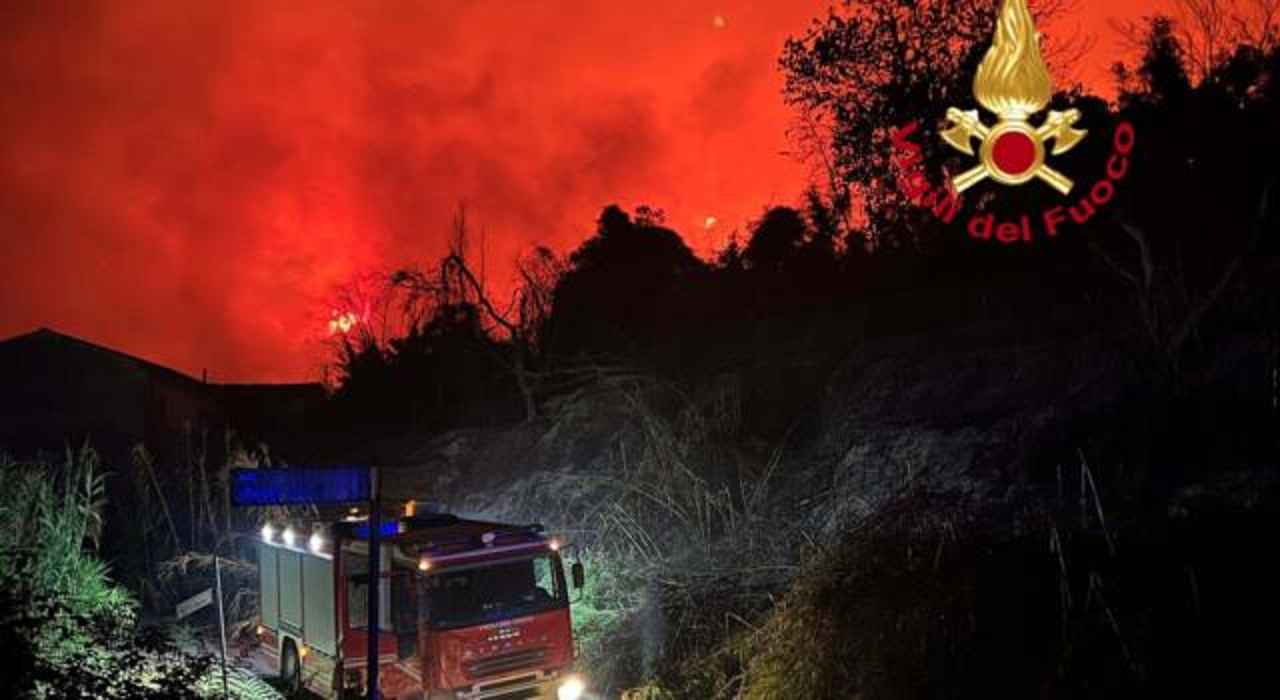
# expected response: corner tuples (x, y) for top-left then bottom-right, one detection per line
(253, 503), (586, 700)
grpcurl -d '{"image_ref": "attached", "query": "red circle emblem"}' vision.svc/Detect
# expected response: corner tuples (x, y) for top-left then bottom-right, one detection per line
(991, 131), (1037, 176)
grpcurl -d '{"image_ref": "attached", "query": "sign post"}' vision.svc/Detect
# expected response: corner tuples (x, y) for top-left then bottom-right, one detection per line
(367, 468), (380, 700)
(230, 466), (381, 699)
(174, 580), (228, 700)
(214, 556), (230, 700)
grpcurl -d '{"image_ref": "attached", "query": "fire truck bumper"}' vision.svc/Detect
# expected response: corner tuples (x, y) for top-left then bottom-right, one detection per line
(452, 670), (585, 700)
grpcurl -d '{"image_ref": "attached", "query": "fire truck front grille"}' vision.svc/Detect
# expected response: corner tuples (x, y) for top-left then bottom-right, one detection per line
(464, 647), (548, 679)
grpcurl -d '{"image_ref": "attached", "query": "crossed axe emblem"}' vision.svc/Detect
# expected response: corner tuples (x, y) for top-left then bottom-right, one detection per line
(941, 107), (1087, 196)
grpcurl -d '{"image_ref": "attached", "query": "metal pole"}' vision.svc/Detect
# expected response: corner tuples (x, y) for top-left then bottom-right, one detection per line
(367, 467), (380, 700)
(214, 556), (230, 700)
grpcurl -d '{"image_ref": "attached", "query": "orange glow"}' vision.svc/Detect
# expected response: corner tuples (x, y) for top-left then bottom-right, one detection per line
(0, 1), (1156, 381)
(328, 311), (359, 336)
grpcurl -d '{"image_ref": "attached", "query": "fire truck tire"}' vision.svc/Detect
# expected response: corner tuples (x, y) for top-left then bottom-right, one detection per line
(279, 639), (302, 697)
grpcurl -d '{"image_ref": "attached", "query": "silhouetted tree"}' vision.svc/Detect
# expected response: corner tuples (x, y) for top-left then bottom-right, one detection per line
(744, 207), (810, 274)
(328, 207), (561, 430)
(1173, 0), (1279, 81)
(804, 188), (842, 261)
(739, 205), (844, 312)
(332, 336), (399, 426)
(715, 231), (746, 274)
(389, 208), (564, 423)
(1115, 18), (1194, 106)
(1112, 1), (1279, 84)
(548, 205), (709, 365)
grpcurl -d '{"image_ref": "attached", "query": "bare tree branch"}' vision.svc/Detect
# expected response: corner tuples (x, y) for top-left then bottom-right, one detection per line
(382, 205), (565, 421)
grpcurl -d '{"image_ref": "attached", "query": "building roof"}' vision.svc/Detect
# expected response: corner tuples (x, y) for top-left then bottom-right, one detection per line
(0, 326), (205, 386)
(0, 327), (322, 392)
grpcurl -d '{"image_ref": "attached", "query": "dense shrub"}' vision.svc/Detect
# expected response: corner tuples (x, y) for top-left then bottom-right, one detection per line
(0, 447), (215, 698)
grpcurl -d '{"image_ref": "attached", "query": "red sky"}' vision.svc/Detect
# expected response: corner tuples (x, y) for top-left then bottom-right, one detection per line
(0, 0), (1163, 382)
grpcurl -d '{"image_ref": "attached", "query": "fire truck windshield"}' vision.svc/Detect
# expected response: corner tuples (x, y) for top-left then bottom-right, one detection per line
(421, 553), (568, 630)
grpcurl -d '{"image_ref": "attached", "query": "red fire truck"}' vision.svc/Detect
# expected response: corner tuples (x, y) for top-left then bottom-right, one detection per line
(252, 503), (587, 700)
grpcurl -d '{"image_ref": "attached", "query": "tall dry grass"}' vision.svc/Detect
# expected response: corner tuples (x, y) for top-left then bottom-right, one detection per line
(458, 374), (803, 693)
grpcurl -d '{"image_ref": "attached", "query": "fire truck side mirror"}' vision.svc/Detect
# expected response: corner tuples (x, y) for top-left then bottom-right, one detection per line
(571, 562), (585, 590)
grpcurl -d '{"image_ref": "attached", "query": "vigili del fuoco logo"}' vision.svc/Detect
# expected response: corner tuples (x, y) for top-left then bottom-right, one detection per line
(891, 0), (1137, 244)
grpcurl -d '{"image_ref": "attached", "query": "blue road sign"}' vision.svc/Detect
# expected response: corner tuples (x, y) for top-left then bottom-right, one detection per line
(229, 467), (371, 506)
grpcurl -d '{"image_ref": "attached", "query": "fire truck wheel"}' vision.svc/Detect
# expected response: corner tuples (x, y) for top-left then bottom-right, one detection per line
(279, 639), (302, 697)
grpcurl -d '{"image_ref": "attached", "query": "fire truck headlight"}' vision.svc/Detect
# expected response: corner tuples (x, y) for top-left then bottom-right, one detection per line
(261, 524), (275, 542)
(282, 527), (296, 547)
(557, 675), (585, 700)
(308, 532), (324, 554)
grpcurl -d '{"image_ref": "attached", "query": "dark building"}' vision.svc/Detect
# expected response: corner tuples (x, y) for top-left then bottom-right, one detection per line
(0, 327), (325, 466)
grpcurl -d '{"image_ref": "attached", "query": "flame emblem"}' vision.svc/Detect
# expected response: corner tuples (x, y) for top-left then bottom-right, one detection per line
(941, 0), (1086, 195)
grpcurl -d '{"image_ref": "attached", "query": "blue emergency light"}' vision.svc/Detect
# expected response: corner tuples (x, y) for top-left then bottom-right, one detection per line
(351, 520), (402, 539)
